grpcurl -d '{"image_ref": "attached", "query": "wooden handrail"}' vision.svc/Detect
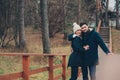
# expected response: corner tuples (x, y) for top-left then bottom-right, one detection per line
(0, 53), (68, 80)
(96, 20), (112, 52)
(96, 20), (102, 32)
(0, 53), (67, 56)
(109, 26), (112, 52)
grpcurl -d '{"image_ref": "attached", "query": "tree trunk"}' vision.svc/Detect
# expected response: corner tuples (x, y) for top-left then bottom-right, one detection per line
(116, 0), (120, 29)
(77, 0), (81, 24)
(33, 0), (39, 29)
(40, 0), (51, 53)
(61, 0), (67, 40)
(18, 0), (26, 49)
(14, 0), (19, 47)
(96, 10), (99, 27)
(96, 0), (100, 26)
(105, 0), (109, 26)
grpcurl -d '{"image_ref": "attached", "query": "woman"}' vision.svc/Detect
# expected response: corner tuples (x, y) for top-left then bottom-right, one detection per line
(68, 22), (89, 80)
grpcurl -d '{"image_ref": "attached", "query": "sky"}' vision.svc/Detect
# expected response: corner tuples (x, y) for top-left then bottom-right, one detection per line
(109, 0), (115, 11)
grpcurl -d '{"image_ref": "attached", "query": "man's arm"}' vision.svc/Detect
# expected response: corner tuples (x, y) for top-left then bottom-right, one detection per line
(68, 33), (76, 41)
(95, 32), (110, 54)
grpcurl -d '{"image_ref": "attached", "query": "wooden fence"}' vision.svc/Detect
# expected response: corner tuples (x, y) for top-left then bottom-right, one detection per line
(0, 53), (68, 80)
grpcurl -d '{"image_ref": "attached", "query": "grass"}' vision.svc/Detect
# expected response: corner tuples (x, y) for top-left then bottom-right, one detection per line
(0, 27), (71, 80)
(111, 28), (120, 54)
(0, 56), (22, 74)
(0, 27), (71, 53)
(1, 27), (120, 80)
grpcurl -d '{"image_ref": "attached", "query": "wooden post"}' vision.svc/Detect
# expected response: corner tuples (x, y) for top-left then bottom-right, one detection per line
(49, 56), (54, 80)
(22, 56), (30, 80)
(62, 56), (66, 80)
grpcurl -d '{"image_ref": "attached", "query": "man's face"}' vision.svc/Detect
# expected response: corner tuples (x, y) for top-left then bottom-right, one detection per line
(81, 24), (89, 32)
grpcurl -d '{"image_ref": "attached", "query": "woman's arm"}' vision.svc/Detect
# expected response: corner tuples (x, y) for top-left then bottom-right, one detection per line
(72, 37), (89, 52)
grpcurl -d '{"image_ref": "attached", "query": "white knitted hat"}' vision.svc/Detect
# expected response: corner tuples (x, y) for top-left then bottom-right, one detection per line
(73, 22), (81, 33)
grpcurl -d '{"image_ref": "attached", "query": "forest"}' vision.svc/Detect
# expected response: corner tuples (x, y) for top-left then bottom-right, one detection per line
(0, 0), (120, 80)
(0, 0), (120, 53)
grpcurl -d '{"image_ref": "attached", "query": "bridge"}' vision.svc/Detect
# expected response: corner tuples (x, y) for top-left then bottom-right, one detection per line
(0, 21), (119, 80)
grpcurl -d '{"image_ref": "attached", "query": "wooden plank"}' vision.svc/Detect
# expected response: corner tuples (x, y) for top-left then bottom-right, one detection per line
(0, 53), (68, 56)
(54, 74), (62, 80)
(30, 64), (62, 77)
(109, 26), (112, 52)
(97, 20), (102, 32)
(53, 64), (62, 69)
(0, 72), (22, 80)
(30, 67), (49, 75)
(62, 56), (66, 80)
(22, 56), (30, 80)
(49, 56), (54, 80)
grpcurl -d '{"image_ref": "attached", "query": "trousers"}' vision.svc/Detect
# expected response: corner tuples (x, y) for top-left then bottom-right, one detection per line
(69, 66), (78, 80)
(81, 65), (96, 80)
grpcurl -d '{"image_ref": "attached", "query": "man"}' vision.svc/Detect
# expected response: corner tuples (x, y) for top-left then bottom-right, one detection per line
(80, 22), (111, 80)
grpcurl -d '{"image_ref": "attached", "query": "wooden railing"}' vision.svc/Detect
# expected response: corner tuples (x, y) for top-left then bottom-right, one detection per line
(109, 25), (112, 52)
(96, 20), (112, 52)
(96, 20), (102, 32)
(0, 53), (68, 80)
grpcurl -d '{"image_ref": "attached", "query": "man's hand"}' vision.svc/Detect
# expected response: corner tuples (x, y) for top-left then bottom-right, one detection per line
(107, 52), (114, 56)
(84, 45), (89, 50)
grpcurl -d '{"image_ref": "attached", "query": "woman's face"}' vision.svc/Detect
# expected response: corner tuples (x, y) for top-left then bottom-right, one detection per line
(75, 29), (81, 36)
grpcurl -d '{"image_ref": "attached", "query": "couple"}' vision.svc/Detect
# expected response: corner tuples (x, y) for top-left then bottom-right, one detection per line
(68, 22), (111, 80)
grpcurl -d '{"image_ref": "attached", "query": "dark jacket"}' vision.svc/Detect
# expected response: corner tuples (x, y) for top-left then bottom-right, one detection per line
(68, 34), (85, 67)
(82, 29), (110, 66)
(68, 29), (110, 66)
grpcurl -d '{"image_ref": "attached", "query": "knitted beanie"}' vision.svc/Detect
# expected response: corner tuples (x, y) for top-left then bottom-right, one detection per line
(73, 22), (81, 33)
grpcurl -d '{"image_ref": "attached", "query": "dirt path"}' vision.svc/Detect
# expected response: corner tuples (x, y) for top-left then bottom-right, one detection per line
(96, 52), (120, 80)
(77, 46), (120, 80)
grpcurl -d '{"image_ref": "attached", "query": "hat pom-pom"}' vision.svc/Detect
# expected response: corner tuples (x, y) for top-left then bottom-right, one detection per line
(73, 22), (77, 26)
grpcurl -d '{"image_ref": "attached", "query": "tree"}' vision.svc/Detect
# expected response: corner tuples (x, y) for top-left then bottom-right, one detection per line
(14, 0), (19, 47)
(61, 0), (67, 40)
(40, 0), (51, 53)
(77, 0), (81, 24)
(48, 0), (67, 38)
(96, 0), (100, 26)
(18, 0), (26, 49)
(80, 0), (96, 22)
(0, 0), (15, 47)
(116, 0), (120, 29)
(105, 0), (109, 26)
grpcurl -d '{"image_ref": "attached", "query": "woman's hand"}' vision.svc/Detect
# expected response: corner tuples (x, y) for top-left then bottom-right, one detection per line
(83, 45), (89, 50)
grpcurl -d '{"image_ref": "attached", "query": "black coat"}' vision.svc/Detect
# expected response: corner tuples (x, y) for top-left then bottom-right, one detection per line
(82, 29), (110, 66)
(68, 34), (85, 67)
(68, 29), (110, 66)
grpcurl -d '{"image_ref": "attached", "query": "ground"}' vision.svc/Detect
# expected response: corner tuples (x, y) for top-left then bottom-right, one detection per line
(1, 27), (120, 54)
(0, 27), (71, 54)
(0, 27), (71, 80)
(112, 28), (120, 53)
(0, 27), (120, 80)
